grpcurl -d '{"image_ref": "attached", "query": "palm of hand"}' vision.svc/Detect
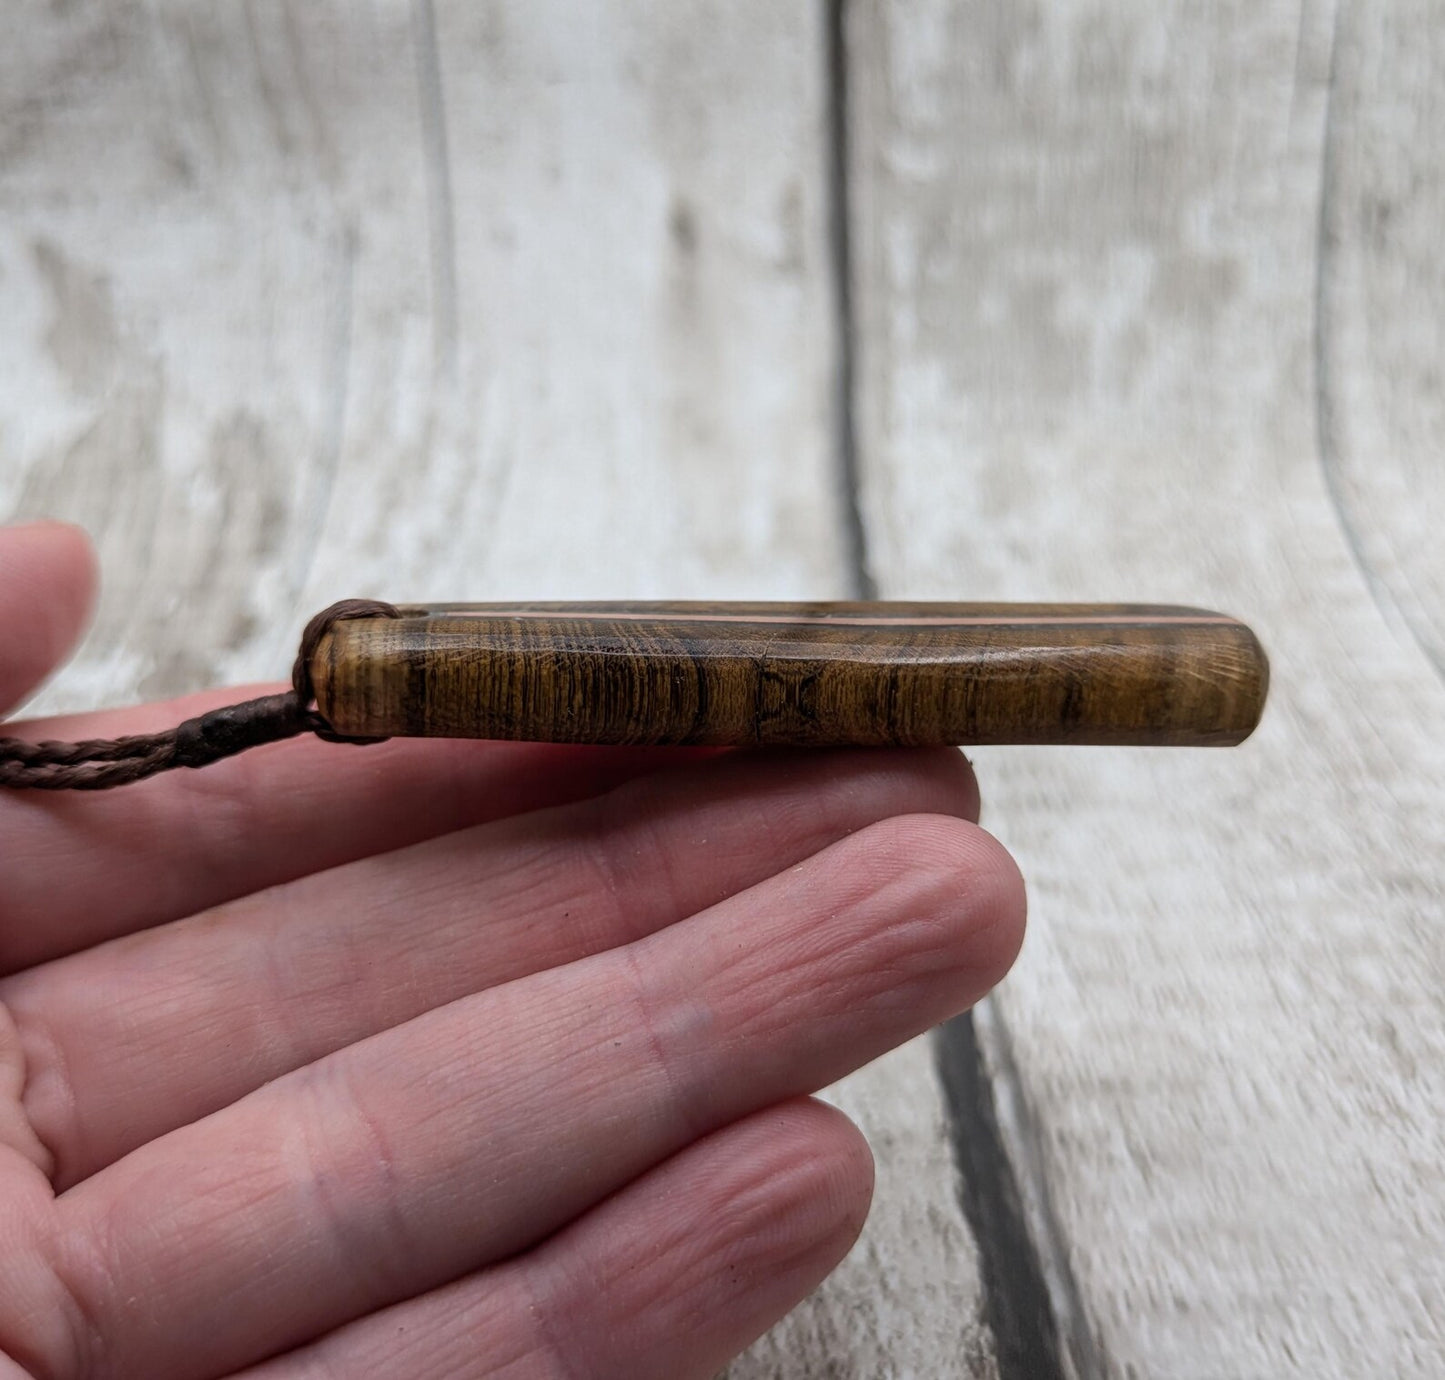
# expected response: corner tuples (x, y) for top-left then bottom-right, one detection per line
(0, 523), (1023, 1380)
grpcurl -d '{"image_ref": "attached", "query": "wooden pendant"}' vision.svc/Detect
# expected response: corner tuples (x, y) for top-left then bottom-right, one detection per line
(308, 602), (1268, 748)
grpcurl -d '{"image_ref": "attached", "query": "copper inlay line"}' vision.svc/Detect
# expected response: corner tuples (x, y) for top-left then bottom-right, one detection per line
(416, 609), (1240, 629)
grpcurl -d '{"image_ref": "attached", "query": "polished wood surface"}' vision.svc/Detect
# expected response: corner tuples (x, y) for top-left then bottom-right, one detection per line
(311, 602), (1268, 747)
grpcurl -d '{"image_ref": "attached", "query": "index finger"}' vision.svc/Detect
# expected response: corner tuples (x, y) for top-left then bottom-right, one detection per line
(1, 689), (715, 973)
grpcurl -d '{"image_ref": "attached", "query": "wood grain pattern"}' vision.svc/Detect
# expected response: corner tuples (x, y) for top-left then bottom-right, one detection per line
(314, 602), (1268, 746)
(851, 2), (1445, 1375)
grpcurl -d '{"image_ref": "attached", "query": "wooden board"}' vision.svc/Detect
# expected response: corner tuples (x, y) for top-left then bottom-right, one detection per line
(0, 3), (999, 1374)
(849, 1), (1445, 1375)
(1318, 2), (1445, 681)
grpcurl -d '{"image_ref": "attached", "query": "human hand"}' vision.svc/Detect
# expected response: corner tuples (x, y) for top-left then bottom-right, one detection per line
(0, 521), (1025, 1380)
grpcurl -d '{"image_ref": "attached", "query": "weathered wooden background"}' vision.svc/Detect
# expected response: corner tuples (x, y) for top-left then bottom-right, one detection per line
(3, 3), (1443, 1376)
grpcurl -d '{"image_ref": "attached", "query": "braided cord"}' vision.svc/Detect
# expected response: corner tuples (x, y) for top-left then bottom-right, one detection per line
(0, 599), (400, 791)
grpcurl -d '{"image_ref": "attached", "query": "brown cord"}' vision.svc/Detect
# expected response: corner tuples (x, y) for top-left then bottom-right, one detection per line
(0, 599), (401, 791)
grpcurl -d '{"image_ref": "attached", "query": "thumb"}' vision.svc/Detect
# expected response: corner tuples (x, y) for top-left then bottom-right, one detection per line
(0, 521), (98, 718)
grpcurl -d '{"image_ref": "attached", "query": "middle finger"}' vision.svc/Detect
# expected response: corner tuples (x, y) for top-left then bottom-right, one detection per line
(7, 748), (978, 1186)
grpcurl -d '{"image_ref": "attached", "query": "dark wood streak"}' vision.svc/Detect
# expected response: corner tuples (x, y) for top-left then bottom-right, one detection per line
(312, 602), (1269, 748)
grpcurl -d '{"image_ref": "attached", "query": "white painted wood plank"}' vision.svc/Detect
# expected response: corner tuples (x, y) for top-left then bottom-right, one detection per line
(0, 4), (997, 1373)
(851, 2), (1445, 1376)
(0, 0), (849, 707)
(1317, 2), (1445, 681)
